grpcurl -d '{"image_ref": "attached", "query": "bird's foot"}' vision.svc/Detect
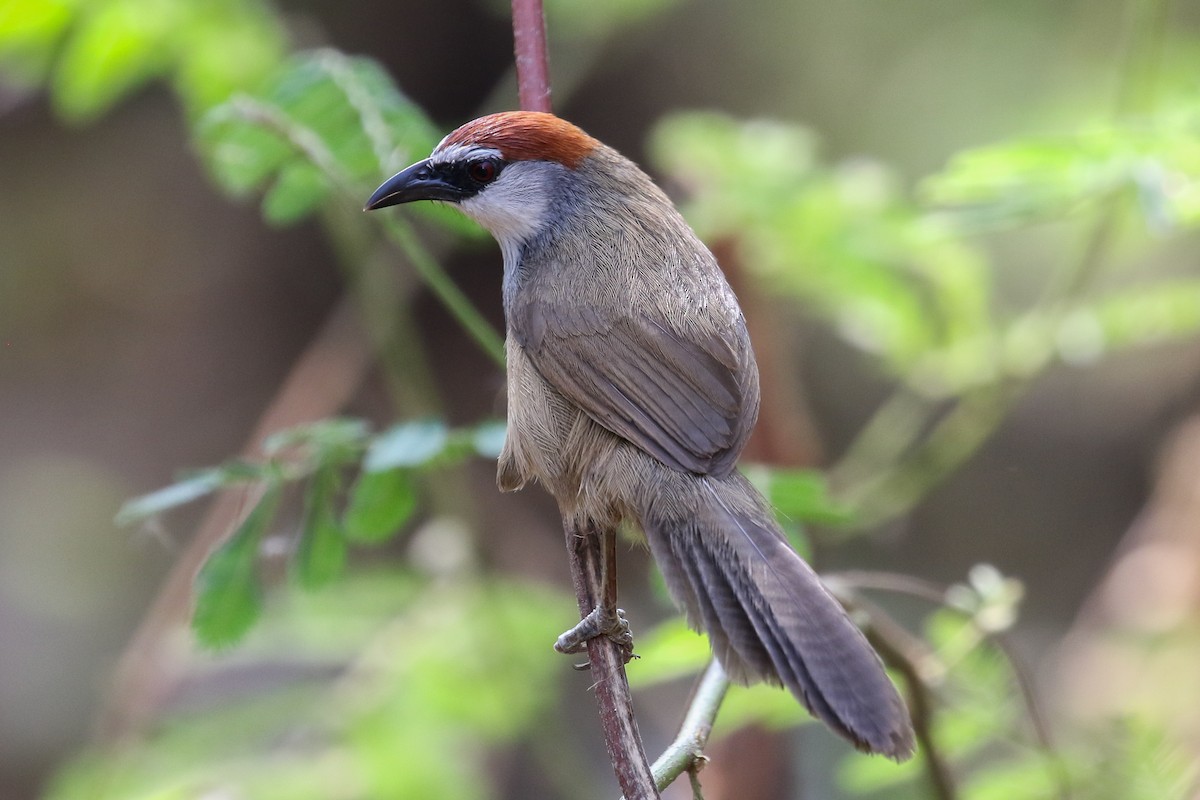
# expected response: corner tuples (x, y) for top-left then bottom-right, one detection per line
(555, 606), (636, 668)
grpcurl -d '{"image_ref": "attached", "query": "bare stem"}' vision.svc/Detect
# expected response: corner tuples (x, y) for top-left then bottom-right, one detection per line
(565, 521), (660, 800)
(643, 660), (728, 796)
(852, 594), (958, 800)
(511, 0), (552, 112)
(511, 3), (658, 796)
(992, 633), (1074, 800)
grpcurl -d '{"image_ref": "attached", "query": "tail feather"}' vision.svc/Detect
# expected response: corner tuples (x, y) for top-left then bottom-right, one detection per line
(675, 533), (771, 684)
(641, 472), (915, 760)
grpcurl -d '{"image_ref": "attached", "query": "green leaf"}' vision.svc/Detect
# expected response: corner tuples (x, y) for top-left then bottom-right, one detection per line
(262, 417), (370, 458)
(766, 468), (855, 526)
(115, 462), (252, 524)
(291, 465), (346, 590)
(18, 0), (286, 121)
(115, 460), (270, 527)
(0, 0), (73, 84)
(170, 4), (284, 115)
(342, 468), (416, 543)
(836, 742), (922, 794)
(262, 156), (330, 225)
(961, 758), (1065, 800)
(649, 112), (993, 374)
(198, 100), (293, 196)
(364, 418), (448, 472)
(921, 108), (1200, 234)
(192, 482), (282, 648)
(115, 469), (225, 527)
(1059, 279), (1200, 360)
(195, 49), (442, 226)
(51, 0), (177, 122)
(1080, 720), (1200, 800)
(716, 683), (809, 732)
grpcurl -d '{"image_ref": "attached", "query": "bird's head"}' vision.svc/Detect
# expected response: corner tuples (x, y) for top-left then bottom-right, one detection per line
(364, 111), (601, 249)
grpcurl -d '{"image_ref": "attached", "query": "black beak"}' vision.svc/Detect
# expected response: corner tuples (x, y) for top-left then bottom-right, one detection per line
(363, 159), (465, 210)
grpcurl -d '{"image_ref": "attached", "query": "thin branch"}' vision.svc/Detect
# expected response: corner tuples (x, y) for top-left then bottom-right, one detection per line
(643, 660), (728, 796)
(824, 570), (950, 605)
(566, 521), (660, 800)
(830, 570), (1073, 800)
(511, 0), (552, 112)
(832, 381), (1024, 530)
(991, 633), (1074, 800)
(852, 594), (958, 800)
(507, 2), (659, 796)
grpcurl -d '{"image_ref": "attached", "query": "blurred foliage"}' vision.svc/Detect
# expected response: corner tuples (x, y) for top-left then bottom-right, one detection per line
(45, 572), (568, 800)
(0, 0), (285, 119)
(923, 113), (1200, 232)
(5, 0), (1200, 797)
(650, 104), (1200, 529)
(651, 107), (1200, 397)
(195, 48), (481, 235)
(117, 417), (506, 647)
(651, 113), (994, 374)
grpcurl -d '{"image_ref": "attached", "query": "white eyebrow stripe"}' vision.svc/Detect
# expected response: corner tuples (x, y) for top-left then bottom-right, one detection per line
(430, 143), (503, 165)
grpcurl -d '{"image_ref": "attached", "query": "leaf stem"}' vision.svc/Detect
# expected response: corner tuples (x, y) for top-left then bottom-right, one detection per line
(378, 215), (505, 364)
(565, 521), (661, 800)
(223, 96), (506, 367)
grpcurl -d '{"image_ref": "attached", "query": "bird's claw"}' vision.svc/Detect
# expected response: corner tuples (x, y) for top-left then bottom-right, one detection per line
(555, 606), (636, 666)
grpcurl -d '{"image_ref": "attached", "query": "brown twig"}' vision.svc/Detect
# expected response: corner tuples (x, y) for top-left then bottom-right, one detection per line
(567, 521), (660, 799)
(852, 593), (958, 800)
(511, 0), (552, 113)
(830, 570), (1073, 800)
(992, 632), (1072, 800)
(509, 2), (659, 796)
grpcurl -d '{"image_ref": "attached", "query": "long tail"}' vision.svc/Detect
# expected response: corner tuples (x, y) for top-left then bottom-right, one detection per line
(638, 470), (915, 760)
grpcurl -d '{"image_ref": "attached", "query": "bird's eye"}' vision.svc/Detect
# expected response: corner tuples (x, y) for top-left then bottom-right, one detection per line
(467, 158), (499, 184)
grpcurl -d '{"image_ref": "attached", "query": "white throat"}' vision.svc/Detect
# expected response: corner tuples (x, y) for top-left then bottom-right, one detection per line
(458, 161), (560, 269)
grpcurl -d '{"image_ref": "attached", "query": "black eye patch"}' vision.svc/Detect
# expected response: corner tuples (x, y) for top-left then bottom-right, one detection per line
(431, 157), (507, 198)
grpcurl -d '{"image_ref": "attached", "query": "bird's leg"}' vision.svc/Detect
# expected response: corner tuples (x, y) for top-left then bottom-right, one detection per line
(556, 521), (636, 665)
(554, 606), (633, 663)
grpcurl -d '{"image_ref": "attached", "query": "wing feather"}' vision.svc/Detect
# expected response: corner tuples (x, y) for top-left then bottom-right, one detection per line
(513, 297), (754, 476)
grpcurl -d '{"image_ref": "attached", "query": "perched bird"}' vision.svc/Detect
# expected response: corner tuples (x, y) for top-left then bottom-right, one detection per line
(366, 111), (915, 759)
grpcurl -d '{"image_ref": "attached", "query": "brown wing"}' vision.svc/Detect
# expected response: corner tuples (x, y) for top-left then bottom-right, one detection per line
(513, 298), (756, 476)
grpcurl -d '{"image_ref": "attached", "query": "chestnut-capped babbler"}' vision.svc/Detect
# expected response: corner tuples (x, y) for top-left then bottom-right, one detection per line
(366, 112), (915, 759)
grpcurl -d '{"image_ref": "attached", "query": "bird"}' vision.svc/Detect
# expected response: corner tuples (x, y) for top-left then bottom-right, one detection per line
(365, 111), (915, 760)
